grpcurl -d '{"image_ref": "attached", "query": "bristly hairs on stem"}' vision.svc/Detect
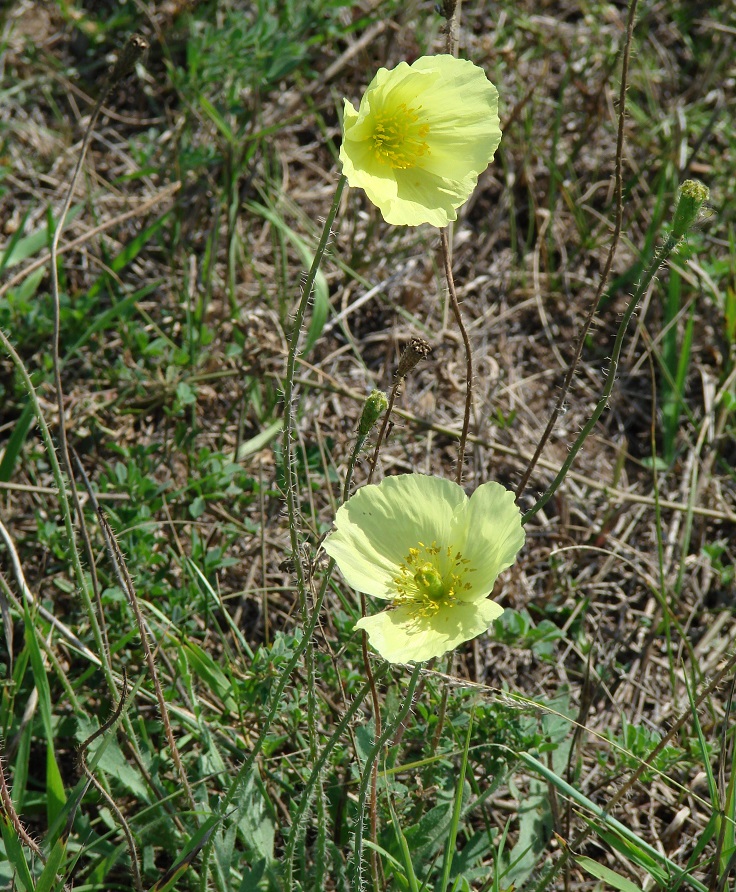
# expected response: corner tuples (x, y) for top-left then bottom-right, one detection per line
(73, 670), (143, 892)
(440, 229), (473, 484)
(367, 338), (432, 485)
(45, 33), (148, 705)
(281, 175), (346, 623)
(523, 180), (709, 525)
(515, 0), (636, 504)
(282, 668), (388, 890)
(351, 664), (423, 892)
(0, 745), (43, 859)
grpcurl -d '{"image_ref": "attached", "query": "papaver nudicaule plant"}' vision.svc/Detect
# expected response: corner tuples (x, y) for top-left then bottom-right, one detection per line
(340, 54), (501, 226)
(324, 475), (524, 663)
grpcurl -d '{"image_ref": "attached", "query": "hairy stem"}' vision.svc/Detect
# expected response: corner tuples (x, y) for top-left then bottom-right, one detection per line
(515, 0), (636, 502)
(523, 232), (681, 524)
(440, 229), (473, 484)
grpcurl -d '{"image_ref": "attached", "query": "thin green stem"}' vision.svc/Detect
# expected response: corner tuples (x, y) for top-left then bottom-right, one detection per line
(367, 381), (400, 485)
(281, 174), (346, 611)
(46, 37), (147, 698)
(346, 414), (385, 883)
(217, 568), (333, 817)
(283, 666), (389, 890)
(523, 234), (680, 525)
(515, 0), (635, 502)
(278, 175), (345, 886)
(440, 229), (473, 484)
(204, 177), (347, 880)
(352, 663), (423, 890)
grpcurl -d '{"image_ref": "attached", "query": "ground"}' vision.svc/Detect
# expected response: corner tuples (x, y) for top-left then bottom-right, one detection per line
(0, 1), (734, 890)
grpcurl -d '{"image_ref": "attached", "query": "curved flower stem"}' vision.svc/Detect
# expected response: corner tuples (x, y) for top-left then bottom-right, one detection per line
(45, 38), (147, 702)
(283, 665), (389, 891)
(523, 232), (681, 525)
(352, 663), (422, 891)
(515, 0), (636, 503)
(277, 173), (345, 885)
(202, 175), (348, 890)
(344, 425), (384, 884)
(281, 173), (346, 613)
(440, 228), (473, 484)
(366, 381), (400, 485)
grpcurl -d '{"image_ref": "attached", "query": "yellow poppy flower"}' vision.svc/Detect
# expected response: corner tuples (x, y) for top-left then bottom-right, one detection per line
(339, 54), (502, 227)
(323, 475), (524, 663)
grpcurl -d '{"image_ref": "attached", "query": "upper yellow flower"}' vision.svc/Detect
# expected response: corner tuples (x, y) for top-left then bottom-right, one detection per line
(323, 474), (524, 663)
(340, 55), (502, 227)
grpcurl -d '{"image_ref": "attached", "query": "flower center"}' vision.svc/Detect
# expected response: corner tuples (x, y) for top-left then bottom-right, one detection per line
(391, 541), (474, 618)
(370, 103), (431, 169)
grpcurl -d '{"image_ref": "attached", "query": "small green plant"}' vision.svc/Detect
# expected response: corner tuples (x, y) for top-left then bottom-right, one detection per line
(0, 3), (733, 892)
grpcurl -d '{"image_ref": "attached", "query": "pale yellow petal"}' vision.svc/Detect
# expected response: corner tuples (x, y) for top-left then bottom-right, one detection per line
(339, 54), (502, 227)
(323, 475), (467, 599)
(355, 599), (504, 664)
(455, 482), (525, 602)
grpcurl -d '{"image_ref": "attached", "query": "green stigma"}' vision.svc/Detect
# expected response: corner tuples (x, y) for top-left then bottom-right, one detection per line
(414, 563), (445, 601)
(371, 103), (431, 169)
(391, 541), (474, 618)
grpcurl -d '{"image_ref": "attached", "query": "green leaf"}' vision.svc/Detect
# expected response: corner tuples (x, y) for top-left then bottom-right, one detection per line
(245, 200), (330, 353)
(0, 813), (36, 892)
(235, 420), (282, 461)
(575, 855), (644, 892)
(0, 205), (83, 270)
(23, 601), (65, 827)
(34, 836), (68, 892)
(0, 401), (35, 482)
(183, 640), (238, 713)
(237, 773), (276, 863)
(45, 746), (65, 831)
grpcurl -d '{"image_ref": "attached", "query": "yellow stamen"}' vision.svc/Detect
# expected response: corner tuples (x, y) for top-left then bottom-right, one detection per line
(391, 541), (475, 619)
(371, 103), (431, 169)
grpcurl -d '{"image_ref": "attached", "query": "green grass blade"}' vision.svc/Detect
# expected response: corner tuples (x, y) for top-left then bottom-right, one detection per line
(0, 401), (35, 483)
(518, 751), (708, 892)
(64, 282), (158, 359)
(148, 813), (220, 892)
(439, 709), (474, 892)
(575, 854), (644, 891)
(85, 211), (171, 301)
(385, 772), (421, 892)
(33, 836), (67, 892)
(22, 601), (65, 829)
(245, 200), (330, 353)
(0, 813), (36, 892)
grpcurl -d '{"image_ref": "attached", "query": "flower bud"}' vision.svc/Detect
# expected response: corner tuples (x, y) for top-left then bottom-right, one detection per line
(358, 390), (388, 438)
(671, 179), (709, 240)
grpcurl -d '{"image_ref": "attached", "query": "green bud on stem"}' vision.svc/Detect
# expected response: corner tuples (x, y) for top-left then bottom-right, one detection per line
(671, 179), (709, 240)
(358, 390), (388, 438)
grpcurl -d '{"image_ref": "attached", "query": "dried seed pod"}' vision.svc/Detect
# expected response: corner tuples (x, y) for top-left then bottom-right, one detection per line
(396, 337), (432, 380)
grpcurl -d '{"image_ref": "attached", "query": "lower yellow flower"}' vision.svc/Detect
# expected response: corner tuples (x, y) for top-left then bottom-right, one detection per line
(324, 475), (524, 663)
(340, 55), (502, 227)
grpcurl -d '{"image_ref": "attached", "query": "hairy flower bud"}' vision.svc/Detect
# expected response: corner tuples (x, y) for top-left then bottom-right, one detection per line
(671, 179), (709, 240)
(358, 390), (388, 438)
